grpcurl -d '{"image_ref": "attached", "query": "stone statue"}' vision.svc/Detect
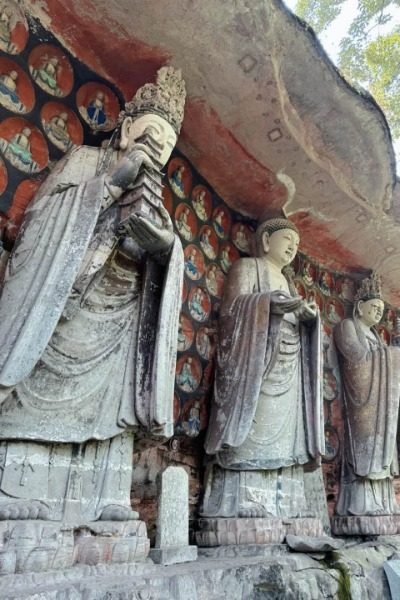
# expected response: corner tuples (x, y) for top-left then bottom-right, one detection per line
(0, 66), (185, 529)
(334, 273), (400, 517)
(201, 218), (325, 524)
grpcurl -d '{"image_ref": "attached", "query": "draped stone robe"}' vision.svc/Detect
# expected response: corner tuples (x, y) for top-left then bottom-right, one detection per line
(202, 257), (325, 518)
(0, 145), (183, 521)
(334, 318), (400, 516)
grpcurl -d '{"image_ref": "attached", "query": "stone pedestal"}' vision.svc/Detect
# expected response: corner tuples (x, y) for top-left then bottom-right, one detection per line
(332, 515), (400, 536)
(196, 517), (324, 547)
(0, 519), (149, 575)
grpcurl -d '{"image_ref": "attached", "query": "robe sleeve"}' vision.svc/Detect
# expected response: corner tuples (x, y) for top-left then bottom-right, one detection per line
(0, 147), (105, 386)
(333, 318), (369, 363)
(204, 259), (276, 454)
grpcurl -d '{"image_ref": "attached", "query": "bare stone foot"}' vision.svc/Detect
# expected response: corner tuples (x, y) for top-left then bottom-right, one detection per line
(366, 508), (389, 516)
(0, 500), (49, 520)
(239, 507), (269, 518)
(99, 505), (139, 521)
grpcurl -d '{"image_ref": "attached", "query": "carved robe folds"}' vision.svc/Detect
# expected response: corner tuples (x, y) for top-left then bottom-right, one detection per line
(0, 145), (183, 523)
(334, 318), (400, 516)
(202, 258), (325, 519)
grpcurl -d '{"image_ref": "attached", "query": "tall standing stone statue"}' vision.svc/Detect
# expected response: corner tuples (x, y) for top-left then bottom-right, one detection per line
(198, 218), (327, 547)
(0, 66), (186, 571)
(332, 273), (400, 535)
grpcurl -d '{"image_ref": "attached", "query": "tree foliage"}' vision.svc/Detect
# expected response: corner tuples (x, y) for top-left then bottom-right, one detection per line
(294, 0), (400, 138)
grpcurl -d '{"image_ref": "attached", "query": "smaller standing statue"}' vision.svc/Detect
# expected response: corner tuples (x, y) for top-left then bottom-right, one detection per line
(333, 273), (400, 534)
(197, 217), (328, 547)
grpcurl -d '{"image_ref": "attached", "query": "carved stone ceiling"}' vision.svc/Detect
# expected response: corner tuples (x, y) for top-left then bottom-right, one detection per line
(24, 0), (400, 302)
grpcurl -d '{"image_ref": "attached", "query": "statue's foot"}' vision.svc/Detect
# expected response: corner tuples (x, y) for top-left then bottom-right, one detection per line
(366, 508), (389, 516)
(239, 507), (269, 518)
(99, 504), (139, 521)
(0, 500), (49, 520)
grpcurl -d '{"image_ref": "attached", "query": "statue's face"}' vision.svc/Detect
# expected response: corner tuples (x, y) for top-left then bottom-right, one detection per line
(121, 114), (177, 167)
(265, 228), (299, 267)
(358, 298), (384, 328)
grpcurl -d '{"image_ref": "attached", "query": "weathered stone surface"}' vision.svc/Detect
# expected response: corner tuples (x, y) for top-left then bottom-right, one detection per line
(5, 536), (400, 599)
(383, 560), (400, 600)
(196, 517), (324, 547)
(150, 466), (197, 565)
(150, 545), (198, 566)
(286, 533), (345, 553)
(332, 515), (400, 536)
(0, 519), (149, 575)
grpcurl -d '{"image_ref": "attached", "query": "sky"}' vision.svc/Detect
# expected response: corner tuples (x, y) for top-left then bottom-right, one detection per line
(284, 0), (400, 165)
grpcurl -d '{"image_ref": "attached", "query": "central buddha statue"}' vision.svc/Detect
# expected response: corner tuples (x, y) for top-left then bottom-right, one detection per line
(202, 217), (325, 520)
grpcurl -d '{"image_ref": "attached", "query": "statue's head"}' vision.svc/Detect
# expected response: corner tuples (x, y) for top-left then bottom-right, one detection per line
(354, 272), (384, 327)
(118, 66), (186, 167)
(255, 217), (299, 268)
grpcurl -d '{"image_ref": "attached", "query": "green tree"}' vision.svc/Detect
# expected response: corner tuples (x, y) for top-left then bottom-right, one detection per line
(294, 0), (400, 138)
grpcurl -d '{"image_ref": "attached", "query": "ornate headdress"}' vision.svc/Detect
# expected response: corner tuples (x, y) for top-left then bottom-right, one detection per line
(120, 66), (186, 134)
(354, 272), (382, 303)
(255, 217), (299, 255)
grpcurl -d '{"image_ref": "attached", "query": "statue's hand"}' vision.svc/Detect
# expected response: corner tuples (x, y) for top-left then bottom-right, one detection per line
(270, 291), (304, 315)
(119, 202), (174, 256)
(105, 148), (155, 199)
(296, 300), (318, 321)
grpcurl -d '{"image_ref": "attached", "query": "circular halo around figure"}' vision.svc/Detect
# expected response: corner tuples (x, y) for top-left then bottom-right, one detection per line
(0, 116), (48, 173)
(0, 1), (29, 55)
(41, 102), (83, 153)
(0, 57), (35, 114)
(168, 157), (192, 200)
(188, 286), (211, 322)
(184, 244), (205, 281)
(191, 184), (212, 222)
(301, 259), (317, 287)
(219, 241), (239, 274)
(325, 297), (344, 325)
(212, 205), (231, 240)
(76, 82), (120, 132)
(175, 354), (202, 394)
(174, 202), (197, 242)
(199, 224), (218, 260)
(196, 326), (216, 361)
(29, 44), (74, 98)
(205, 263), (225, 298)
(232, 222), (253, 254)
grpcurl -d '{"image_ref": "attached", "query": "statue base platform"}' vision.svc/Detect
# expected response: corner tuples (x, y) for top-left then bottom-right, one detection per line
(196, 517), (324, 547)
(332, 514), (400, 536)
(0, 519), (149, 574)
(149, 545), (198, 565)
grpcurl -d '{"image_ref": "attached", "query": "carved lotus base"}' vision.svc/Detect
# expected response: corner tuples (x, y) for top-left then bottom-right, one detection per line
(331, 514), (400, 536)
(196, 517), (324, 547)
(0, 519), (149, 575)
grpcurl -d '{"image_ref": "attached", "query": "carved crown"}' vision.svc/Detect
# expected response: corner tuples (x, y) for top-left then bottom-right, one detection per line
(121, 66), (186, 134)
(354, 272), (382, 303)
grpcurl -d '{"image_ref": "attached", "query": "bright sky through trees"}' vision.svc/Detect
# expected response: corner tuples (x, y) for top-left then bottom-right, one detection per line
(284, 0), (400, 167)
